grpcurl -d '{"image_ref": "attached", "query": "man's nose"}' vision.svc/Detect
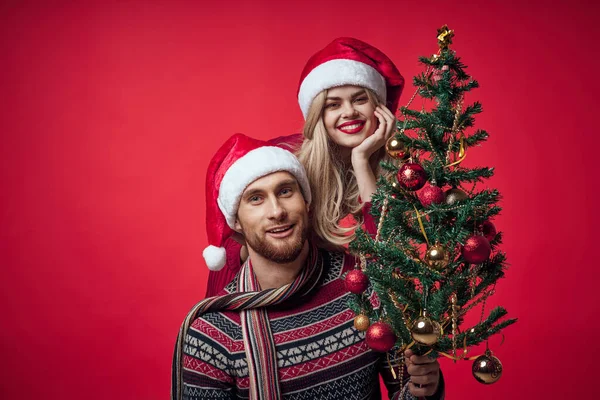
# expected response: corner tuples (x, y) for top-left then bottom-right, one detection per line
(267, 197), (287, 220)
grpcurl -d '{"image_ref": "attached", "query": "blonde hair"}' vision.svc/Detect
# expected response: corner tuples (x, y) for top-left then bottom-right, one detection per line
(296, 88), (391, 250)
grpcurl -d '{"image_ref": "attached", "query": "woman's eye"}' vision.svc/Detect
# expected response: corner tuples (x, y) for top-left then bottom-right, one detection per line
(325, 102), (338, 109)
(354, 96), (368, 103)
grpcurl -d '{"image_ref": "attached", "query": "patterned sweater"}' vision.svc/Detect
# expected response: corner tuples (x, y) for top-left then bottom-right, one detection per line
(181, 249), (443, 399)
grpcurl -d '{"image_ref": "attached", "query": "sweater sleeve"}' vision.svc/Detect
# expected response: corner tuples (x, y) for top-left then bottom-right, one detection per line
(178, 317), (236, 400)
(378, 352), (406, 399)
(361, 201), (378, 237)
(205, 237), (243, 297)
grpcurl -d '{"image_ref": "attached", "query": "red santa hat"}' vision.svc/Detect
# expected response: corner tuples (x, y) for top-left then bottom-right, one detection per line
(203, 133), (312, 271)
(297, 37), (405, 119)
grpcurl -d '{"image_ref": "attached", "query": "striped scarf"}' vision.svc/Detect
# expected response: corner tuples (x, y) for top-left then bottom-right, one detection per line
(172, 243), (324, 400)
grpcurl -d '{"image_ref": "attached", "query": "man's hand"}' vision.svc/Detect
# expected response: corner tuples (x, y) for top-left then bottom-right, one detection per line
(404, 349), (441, 398)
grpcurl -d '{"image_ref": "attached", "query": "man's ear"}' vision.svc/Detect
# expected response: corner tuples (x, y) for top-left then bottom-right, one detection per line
(234, 219), (242, 233)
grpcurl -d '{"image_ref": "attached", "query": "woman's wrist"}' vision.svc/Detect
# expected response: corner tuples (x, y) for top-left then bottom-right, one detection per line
(351, 152), (371, 169)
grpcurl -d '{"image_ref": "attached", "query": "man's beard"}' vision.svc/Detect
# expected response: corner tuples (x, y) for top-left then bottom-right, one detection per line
(242, 219), (308, 264)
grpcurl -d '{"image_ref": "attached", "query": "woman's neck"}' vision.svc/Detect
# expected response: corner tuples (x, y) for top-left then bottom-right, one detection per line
(338, 146), (353, 163)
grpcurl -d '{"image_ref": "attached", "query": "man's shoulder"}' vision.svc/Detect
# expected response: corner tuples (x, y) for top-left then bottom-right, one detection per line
(318, 247), (356, 284)
(187, 307), (242, 346)
(219, 277), (239, 295)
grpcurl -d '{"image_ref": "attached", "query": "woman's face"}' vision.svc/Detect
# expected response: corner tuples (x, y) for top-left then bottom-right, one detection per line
(322, 85), (377, 150)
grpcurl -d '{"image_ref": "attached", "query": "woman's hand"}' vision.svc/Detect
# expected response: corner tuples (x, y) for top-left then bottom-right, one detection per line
(351, 105), (396, 202)
(351, 104), (396, 164)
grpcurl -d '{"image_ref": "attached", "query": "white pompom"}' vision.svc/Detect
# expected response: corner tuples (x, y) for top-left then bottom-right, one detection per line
(203, 245), (227, 271)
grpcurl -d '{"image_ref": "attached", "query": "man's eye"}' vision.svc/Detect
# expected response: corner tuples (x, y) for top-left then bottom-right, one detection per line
(280, 188), (292, 196)
(249, 196), (261, 203)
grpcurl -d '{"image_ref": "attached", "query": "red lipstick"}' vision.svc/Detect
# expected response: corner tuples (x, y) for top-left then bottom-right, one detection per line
(337, 120), (365, 135)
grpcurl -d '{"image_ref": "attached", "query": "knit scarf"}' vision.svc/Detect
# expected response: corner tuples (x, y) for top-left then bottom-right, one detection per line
(172, 243), (323, 400)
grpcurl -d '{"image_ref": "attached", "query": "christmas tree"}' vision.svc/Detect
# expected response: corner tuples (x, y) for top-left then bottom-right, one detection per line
(346, 25), (517, 385)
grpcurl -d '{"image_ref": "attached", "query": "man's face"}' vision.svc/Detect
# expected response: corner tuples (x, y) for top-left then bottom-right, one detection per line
(234, 171), (309, 264)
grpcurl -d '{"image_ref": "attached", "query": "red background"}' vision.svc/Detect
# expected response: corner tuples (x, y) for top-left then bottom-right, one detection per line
(1, 1), (598, 399)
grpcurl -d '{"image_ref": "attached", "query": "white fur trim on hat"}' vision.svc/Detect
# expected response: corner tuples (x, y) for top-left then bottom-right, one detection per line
(298, 59), (387, 118)
(217, 146), (312, 228)
(203, 245), (227, 271)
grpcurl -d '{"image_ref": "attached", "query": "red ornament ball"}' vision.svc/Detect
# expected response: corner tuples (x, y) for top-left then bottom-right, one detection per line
(366, 322), (397, 352)
(396, 162), (427, 191)
(462, 235), (492, 264)
(344, 269), (369, 294)
(418, 183), (445, 207)
(479, 220), (497, 242)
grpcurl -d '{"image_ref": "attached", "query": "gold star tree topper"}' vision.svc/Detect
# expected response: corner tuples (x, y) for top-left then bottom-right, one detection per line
(437, 25), (455, 50)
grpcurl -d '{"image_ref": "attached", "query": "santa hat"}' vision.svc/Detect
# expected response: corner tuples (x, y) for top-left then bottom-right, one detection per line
(203, 133), (312, 271)
(297, 37), (405, 119)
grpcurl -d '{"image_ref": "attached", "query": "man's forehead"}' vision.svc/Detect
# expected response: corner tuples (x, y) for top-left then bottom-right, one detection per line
(242, 171), (298, 194)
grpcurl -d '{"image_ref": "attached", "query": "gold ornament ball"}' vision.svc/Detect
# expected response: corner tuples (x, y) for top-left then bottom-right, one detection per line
(385, 136), (410, 160)
(354, 314), (371, 331)
(425, 243), (450, 270)
(410, 316), (442, 346)
(444, 188), (469, 205)
(472, 351), (503, 384)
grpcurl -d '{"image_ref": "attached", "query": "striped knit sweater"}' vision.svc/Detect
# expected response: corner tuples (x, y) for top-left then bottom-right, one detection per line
(180, 248), (441, 399)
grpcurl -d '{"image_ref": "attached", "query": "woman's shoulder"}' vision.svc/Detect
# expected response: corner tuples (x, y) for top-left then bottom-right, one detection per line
(267, 133), (303, 151)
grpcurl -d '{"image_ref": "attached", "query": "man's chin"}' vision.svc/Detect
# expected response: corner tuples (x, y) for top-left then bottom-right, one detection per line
(255, 237), (306, 264)
(267, 242), (305, 264)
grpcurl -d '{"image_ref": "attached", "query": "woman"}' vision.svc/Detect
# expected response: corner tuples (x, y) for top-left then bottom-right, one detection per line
(205, 37), (404, 296)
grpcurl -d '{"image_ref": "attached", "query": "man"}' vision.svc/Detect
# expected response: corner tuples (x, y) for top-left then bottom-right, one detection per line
(172, 133), (443, 400)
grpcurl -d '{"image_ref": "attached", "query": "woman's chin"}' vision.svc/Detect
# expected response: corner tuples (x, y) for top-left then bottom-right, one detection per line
(329, 132), (367, 149)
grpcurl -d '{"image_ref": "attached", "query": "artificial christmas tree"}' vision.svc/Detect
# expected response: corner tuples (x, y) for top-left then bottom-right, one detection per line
(347, 25), (517, 384)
